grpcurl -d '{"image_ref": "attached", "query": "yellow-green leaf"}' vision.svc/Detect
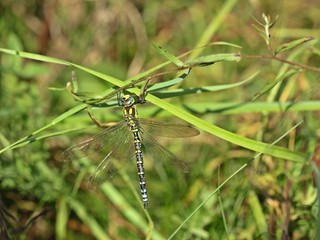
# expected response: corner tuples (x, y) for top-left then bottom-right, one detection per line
(274, 36), (314, 55)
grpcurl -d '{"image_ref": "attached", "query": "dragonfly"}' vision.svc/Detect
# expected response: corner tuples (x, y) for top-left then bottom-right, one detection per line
(60, 92), (200, 208)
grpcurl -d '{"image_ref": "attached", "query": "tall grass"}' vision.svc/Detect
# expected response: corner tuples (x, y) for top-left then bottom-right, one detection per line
(1, 0), (319, 239)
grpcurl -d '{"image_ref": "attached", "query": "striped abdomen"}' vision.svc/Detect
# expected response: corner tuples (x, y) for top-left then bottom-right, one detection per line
(132, 127), (148, 208)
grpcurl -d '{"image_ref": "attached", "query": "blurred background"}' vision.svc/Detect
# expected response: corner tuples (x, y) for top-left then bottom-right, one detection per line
(1, 0), (320, 239)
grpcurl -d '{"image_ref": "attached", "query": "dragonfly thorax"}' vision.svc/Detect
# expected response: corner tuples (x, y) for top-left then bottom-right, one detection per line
(121, 95), (139, 124)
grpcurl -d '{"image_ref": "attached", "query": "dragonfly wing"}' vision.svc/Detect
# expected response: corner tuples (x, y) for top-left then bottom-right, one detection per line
(139, 119), (199, 138)
(88, 129), (135, 189)
(141, 129), (188, 173)
(60, 121), (127, 162)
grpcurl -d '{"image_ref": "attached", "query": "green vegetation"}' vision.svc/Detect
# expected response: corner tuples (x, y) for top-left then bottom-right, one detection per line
(1, 1), (319, 239)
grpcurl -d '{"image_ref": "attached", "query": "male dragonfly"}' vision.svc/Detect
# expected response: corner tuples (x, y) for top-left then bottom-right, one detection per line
(60, 93), (199, 208)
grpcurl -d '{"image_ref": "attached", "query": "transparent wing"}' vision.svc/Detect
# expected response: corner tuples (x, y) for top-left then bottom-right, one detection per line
(139, 119), (200, 138)
(88, 134), (135, 189)
(60, 120), (136, 189)
(141, 128), (189, 173)
(60, 121), (127, 162)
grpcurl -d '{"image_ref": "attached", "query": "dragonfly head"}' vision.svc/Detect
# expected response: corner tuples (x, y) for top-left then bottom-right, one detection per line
(121, 95), (135, 107)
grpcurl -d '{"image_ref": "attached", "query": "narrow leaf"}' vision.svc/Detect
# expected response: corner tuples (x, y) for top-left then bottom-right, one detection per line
(56, 198), (68, 240)
(148, 68), (191, 92)
(274, 36), (314, 55)
(152, 44), (184, 67)
(252, 69), (300, 101)
(52, 104), (86, 125)
(152, 71), (258, 98)
(247, 191), (267, 234)
(144, 94), (305, 162)
(0, 48), (71, 65)
(207, 41), (242, 49)
(184, 53), (241, 67)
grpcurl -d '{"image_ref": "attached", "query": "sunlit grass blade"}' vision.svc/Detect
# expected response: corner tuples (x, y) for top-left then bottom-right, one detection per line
(0, 48), (124, 87)
(181, 100), (320, 114)
(100, 100), (320, 121)
(0, 48), (71, 65)
(145, 94), (305, 162)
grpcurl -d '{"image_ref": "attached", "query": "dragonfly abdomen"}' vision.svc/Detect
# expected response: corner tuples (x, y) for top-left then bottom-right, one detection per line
(132, 129), (148, 208)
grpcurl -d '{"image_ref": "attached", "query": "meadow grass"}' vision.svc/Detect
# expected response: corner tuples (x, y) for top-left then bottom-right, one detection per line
(1, 1), (319, 239)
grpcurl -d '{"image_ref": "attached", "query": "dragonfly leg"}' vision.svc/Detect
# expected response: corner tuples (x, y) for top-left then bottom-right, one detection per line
(116, 91), (122, 106)
(66, 71), (83, 102)
(86, 106), (114, 128)
(138, 78), (151, 104)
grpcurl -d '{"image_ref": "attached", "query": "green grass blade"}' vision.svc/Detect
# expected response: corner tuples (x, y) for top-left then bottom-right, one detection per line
(185, 53), (241, 67)
(206, 41), (242, 49)
(0, 113), (87, 154)
(68, 197), (111, 240)
(100, 183), (165, 240)
(11, 127), (88, 150)
(98, 100), (320, 119)
(152, 71), (257, 98)
(51, 104), (87, 125)
(252, 68), (300, 101)
(274, 36), (314, 55)
(182, 101), (320, 114)
(0, 48), (123, 86)
(144, 94), (305, 162)
(0, 48), (71, 65)
(247, 191), (267, 235)
(152, 44), (184, 67)
(147, 68), (191, 92)
(218, 167), (229, 237)
(56, 197), (68, 240)
(190, 0), (239, 58)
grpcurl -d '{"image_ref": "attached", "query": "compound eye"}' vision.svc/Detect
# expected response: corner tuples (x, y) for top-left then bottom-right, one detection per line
(121, 95), (135, 106)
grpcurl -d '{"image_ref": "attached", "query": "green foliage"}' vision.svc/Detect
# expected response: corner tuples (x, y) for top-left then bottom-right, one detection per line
(1, 1), (320, 239)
